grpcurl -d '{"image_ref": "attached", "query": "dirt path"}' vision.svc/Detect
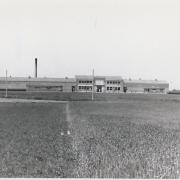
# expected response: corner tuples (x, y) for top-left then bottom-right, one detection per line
(55, 102), (78, 178)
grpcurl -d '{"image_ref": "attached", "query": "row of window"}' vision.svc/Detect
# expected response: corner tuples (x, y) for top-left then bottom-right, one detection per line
(78, 80), (121, 84)
(29, 85), (63, 91)
(144, 88), (165, 93)
(79, 80), (93, 84)
(107, 87), (121, 91)
(79, 86), (121, 91)
(79, 86), (92, 90)
(107, 81), (121, 84)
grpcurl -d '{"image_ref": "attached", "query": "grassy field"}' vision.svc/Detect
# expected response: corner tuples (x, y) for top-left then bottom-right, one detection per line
(69, 99), (180, 178)
(0, 95), (180, 178)
(0, 102), (77, 178)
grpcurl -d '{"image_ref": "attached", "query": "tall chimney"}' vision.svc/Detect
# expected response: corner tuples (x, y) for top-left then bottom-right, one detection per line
(35, 58), (37, 78)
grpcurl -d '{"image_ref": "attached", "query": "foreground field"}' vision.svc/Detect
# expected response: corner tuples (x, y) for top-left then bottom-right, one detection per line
(0, 96), (180, 178)
(0, 102), (76, 177)
(69, 99), (180, 178)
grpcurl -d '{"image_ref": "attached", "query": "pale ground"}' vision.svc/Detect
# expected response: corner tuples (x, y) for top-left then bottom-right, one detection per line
(0, 98), (67, 103)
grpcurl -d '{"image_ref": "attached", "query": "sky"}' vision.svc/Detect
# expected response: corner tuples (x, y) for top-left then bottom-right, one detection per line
(0, 0), (180, 89)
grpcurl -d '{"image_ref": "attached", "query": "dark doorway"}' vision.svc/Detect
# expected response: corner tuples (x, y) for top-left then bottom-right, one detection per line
(123, 86), (127, 93)
(96, 85), (102, 93)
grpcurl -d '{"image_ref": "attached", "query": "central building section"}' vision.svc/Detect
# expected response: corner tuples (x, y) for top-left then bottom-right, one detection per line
(75, 75), (124, 93)
(94, 76), (105, 93)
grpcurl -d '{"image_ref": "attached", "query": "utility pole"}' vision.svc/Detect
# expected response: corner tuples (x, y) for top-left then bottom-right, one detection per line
(92, 69), (94, 101)
(5, 69), (8, 98)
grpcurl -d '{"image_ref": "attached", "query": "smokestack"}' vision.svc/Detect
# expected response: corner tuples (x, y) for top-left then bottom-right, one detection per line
(35, 58), (37, 78)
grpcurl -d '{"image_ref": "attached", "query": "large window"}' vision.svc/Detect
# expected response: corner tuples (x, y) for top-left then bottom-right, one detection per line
(107, 81), (121, 85)
(78, 86), (92, 91)
(106, 86), (121, 92)
(78, 80), (92, 84)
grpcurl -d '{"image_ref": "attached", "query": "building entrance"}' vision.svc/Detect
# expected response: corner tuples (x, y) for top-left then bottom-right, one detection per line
(96, 85), (103, 93)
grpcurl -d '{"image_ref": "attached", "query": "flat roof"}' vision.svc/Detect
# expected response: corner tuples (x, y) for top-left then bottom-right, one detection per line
(124, 79), (169, 88)
(0, 77), (76, 83)
(75, 75), (123, 80)
(124, 79), (169, 84)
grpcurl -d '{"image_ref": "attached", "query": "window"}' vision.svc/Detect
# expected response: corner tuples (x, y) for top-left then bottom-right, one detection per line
(107, 87), (109, 90)
(110, 87), (112, 90)
(118, 87), (120, 91)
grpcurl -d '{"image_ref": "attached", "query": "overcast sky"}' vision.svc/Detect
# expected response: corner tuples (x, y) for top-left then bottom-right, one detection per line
(0, 0), (180, 89)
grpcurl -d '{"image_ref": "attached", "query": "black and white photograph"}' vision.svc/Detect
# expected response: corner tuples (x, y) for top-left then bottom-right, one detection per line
(0, 0), (180, 178)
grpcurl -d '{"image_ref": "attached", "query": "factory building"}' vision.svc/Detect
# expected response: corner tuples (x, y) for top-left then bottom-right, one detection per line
(0, 77), (27, 91)
(0, 76), (169, 94)
(0, 59), (169, 94)
(26, 78), (76, 92)
(76, 75), (124, 93)
(124, 79), (169, 94)
(0, 77), (76, 92)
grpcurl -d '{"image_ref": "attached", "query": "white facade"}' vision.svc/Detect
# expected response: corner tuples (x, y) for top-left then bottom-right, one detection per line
(76, 75), (124, 93)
